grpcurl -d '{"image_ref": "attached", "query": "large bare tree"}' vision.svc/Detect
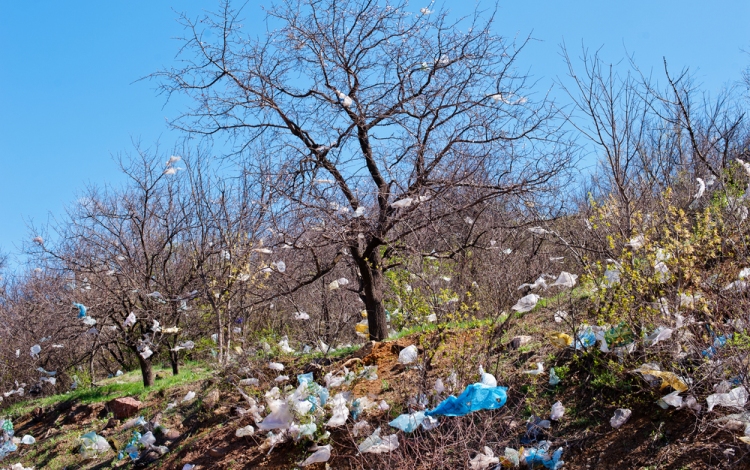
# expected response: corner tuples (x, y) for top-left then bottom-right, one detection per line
(157, 0), (573, 340)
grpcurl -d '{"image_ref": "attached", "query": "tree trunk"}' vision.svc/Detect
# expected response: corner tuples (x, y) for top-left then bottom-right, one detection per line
(170, 351), (179, 376)
(353, 248), (388, 341)
(138, 355), (154, 387)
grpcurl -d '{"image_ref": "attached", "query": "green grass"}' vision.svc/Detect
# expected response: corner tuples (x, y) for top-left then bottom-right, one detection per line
(3, 363), (212, 419)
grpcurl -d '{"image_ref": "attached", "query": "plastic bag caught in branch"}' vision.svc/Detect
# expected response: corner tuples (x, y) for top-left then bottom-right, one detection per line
(707, 386), (749, 412)
(427, 383), (507, 417)
(398, 345), (418, 364)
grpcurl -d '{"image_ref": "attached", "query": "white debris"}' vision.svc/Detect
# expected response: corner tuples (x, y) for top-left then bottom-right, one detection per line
(358, 427), (399, 453)
(294, 311), (310, 320)
(479, 365), (497, 387)
(299, 444), (332, 467)
(610, 408), (632, 428)
(469, 446), (500, 469)
(269, 362), (285, 371)
(707, 386), (749, 412)
(182, 391), (196, 402)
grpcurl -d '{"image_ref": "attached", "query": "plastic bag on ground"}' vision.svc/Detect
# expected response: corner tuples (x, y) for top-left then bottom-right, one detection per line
(549, 332), (572, 348)
(139, 431), (156, 446)
(80, 432), (111, 459)
(389, 411), (426, 433)
(550, 401), (564, 420)
(299, 444), (331, 466)
(20, 435), (35, 445)
(501, 448), (521, 467)
(427, 383), (507, 417)
(398, 345), (418, 364)
(182, 391), (196, 402)
(707, 386), (749, 412)
(512, 294), (539, 313)
(358, 427), (399, 454)
(524, 363), (544, 375)
(610, 409), (632, 428)
(469, 446), (500, 469)
(353, 420), (371, 437)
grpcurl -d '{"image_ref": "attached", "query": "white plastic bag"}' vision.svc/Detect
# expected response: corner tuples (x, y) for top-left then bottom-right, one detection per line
(299, 444), (331, 466)
(398, 345), (418, 364)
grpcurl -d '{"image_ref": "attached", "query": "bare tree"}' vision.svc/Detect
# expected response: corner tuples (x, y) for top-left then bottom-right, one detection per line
(156, 0), (573, 340)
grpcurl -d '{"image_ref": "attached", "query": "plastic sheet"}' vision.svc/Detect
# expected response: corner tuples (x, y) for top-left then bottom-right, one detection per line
(258, 400), (294, 430)
(427, 383), (507, 417)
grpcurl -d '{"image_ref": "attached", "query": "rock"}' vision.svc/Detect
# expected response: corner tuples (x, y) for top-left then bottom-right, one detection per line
(163, 429), (181, 441)
(103, 418), (120, 430)
(108, 397), (143, 420)
(510, 335), (533, 349)
(203, 389), (220, 409)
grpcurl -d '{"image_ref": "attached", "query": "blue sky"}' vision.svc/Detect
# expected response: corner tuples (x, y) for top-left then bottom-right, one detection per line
(1, 1), (749, 263)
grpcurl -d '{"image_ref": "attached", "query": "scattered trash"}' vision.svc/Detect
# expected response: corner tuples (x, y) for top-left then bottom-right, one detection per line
(610, 409), (632, 428)
(656, 391), (683, 409)
(30, 345), (41, 358)
(269, 362), (285, 371)
(182, 391), (196, 403)
(389, 411), (427, 433)
(20, 435), (35, 445)
(524, 363), (544, 375)
(554, 311), (568, 323)
(549, 332), (572, 348)
(633, 365), (688, 392)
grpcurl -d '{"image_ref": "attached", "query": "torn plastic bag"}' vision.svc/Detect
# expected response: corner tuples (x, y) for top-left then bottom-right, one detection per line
(501, 448), (521, 467)
(524, 363), (544, 375)
(398, 345), (418, 364)
(707, 386), (749, 412)
(427, 383), (507, 417)
(299, 444), (331, 467)
(610, 408), (631, 428)
(358, 427), (399, 453)
(469, 446), (500, 469)
(575, 326), (596, 349)
(645, 327), (673, 346)
(389, 411), (426, 433)
(73, 302), (87, 318)
(80, 432), (111, 459)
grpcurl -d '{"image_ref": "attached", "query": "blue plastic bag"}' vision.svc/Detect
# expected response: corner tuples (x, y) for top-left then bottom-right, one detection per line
(525, 442), (564, 469)
(426, 384), (507, 417)
(297, 372), (314, 386)
(73, 302), (87, 318)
